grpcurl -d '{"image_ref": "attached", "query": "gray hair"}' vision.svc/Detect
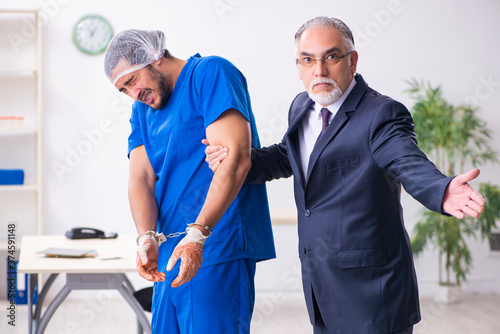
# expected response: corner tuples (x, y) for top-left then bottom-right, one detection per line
(295, 17), (355, 51)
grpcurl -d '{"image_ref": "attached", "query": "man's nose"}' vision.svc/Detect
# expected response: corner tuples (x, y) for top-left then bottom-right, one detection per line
(129, 88), (141, 101)
(313, 59), (328, 76)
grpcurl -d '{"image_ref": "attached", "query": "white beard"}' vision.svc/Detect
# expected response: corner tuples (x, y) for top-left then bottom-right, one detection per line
(307, 77), (343, 106)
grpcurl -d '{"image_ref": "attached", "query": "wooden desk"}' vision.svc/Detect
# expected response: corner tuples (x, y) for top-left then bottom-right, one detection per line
(17, 235), (150, 334)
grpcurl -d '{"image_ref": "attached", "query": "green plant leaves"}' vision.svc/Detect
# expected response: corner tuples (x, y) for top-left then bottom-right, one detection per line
(407, 79), (500, 286)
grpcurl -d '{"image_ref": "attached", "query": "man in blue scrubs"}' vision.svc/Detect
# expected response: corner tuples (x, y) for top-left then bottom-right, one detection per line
(104, 29), (275, 333)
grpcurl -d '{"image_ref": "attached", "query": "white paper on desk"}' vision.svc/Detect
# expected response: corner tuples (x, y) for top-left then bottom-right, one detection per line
(36, 248), (98, 258)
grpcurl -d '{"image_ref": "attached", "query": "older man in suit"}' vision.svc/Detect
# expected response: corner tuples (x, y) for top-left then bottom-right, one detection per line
(205, 17), (485, 334)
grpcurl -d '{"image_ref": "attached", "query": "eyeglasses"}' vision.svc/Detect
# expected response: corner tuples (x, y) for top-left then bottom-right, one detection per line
(296, 50), (354, 69)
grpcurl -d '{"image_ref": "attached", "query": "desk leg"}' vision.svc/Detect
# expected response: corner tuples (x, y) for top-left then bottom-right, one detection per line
(27, 273), (151, 334)
(121, 274), (148, 334)
(27, 273), (38, 334)
(33, 273), (59, 332)
(36, 284), (71, 334)
(122, 273), (135, 292)
(117, 280), (151, 334)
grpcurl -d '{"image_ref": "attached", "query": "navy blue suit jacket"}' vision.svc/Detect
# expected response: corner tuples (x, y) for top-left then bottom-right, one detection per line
(246, 74), (453, 333)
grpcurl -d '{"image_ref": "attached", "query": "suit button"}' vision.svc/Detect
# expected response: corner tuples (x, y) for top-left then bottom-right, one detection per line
(303, 248), (307, 254)
(305, 209), (311, 217)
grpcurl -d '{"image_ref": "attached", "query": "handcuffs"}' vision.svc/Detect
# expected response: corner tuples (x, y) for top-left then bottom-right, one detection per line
(136, 223), (213, 246)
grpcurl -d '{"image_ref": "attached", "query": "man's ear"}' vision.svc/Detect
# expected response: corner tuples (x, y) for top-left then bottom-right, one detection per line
(153, 57), (162, 68)
(350, 50), (359, 74)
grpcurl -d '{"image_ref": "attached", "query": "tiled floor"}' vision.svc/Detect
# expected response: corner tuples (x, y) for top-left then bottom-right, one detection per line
(1, 293), (499, 333)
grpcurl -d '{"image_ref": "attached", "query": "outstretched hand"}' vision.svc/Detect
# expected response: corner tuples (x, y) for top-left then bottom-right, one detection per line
(442, 168), (485, 219)
(202, 139), (228, 173)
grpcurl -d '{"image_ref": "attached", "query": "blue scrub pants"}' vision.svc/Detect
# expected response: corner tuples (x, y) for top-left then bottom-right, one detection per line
(151, 258), (257, 334)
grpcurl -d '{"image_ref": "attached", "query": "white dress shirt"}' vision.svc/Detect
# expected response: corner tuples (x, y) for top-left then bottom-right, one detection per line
(298, 78), (356, 178)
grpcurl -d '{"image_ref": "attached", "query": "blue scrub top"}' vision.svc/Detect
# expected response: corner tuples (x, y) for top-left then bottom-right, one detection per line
(128, 54), (276, 276)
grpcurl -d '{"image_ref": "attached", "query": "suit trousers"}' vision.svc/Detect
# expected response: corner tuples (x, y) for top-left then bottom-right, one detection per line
(313, 318), (413, 334)
(311, 288), (413, 334)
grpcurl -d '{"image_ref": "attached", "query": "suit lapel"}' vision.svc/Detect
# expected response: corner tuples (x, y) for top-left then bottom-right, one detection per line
(286, 95), (314, 190)
(305, 110), (349, 182)
(305, 74), (368, 183)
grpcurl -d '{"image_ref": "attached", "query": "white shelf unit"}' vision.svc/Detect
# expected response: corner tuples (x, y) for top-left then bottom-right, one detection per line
(0, 9), (42, 236)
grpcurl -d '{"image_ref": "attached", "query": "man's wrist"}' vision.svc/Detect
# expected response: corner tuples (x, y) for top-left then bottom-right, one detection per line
(188, 223), (213, 237)
(136, 231), (166, 246)
(184, 227), (209, 245)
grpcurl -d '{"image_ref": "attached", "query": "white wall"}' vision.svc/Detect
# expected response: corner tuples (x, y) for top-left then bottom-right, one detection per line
(2, 0), (500, 297)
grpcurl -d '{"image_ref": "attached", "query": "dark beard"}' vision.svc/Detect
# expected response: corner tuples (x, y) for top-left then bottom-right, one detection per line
(146, 65), (173, 110)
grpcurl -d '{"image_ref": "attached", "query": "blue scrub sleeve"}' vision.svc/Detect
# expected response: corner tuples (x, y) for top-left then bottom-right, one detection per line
(195, 57), (252, 128)
(128, 102), (144, 157)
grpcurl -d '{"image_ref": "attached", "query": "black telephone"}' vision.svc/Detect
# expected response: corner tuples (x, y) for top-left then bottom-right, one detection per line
(65, 227), (118, 240)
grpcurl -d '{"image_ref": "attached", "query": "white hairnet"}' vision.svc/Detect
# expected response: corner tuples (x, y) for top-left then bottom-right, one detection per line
(104, 29), (166, 86)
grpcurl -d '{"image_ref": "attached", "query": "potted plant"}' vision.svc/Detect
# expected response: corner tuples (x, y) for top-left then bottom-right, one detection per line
(406, 79), (500, 303)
